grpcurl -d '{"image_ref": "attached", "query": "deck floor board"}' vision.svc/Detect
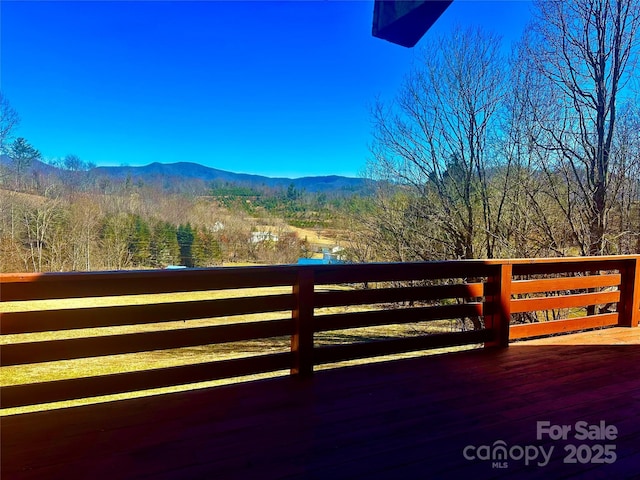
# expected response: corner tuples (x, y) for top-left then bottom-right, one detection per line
(2, 328), (640, 479)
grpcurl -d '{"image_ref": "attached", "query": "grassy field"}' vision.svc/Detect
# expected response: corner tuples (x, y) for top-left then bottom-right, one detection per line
(287, 225), (338, 249)
(0, 286), (476, 416)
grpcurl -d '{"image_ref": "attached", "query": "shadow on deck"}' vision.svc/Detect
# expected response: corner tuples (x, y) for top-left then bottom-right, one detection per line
(3, 328), (639, 480)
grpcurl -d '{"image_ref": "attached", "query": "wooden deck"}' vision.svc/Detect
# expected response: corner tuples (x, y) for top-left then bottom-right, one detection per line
(3, 327), (639, 480)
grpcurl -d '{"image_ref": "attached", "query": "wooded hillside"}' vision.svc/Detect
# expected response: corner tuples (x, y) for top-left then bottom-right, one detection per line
(0, 157), (358, 272)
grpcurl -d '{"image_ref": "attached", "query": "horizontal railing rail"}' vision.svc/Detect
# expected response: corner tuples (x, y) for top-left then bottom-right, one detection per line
(1, 256), (638, 410)
(502, 257), (638, 339)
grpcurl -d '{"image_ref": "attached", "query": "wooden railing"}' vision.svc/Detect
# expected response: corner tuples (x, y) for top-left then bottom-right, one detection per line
(1, 256), (638, 410)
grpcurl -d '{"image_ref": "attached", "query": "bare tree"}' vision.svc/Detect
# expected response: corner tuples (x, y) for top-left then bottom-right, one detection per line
(67, 195), (102, 270)
(610, 103), (640, 253)
(99, 213), (134, 270)
(0, 92), (20, 156)
(498, 38), (580, 257)
(369, 26), (511, 260)
(20, 186), (65, 272)
(525, 0), (640, 255)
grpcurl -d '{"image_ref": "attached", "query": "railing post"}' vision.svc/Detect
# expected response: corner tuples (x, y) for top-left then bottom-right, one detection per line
(619, 257), (640, 328)
(484, 263), (512, 348)
(291, 267), (314, 377)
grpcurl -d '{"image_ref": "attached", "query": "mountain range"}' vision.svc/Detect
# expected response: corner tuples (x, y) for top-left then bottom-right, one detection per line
(1, 156), (371, 194)
(92, 162), (370, 193)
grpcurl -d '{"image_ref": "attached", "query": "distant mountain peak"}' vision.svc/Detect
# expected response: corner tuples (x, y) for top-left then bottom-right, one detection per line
(1, 156), (371, 195)
(90, 161), (369, 194)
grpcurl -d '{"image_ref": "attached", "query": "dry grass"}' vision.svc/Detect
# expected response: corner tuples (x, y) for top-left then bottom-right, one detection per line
(287, 225), (338, 248)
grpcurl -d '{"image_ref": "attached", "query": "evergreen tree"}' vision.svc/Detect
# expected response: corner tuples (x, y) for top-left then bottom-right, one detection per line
(7, 137), (41, 189)
(177, 223), (195, 267)
(129, 215), (151, 266)
(192, 227), (223, 267)
(150, 221), (179, 267)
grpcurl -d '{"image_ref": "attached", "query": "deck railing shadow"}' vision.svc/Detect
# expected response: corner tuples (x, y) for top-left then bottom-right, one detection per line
(1, 256), (638, 411)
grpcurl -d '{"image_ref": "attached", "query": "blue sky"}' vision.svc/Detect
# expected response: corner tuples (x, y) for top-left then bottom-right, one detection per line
(1, 1), (532, 178)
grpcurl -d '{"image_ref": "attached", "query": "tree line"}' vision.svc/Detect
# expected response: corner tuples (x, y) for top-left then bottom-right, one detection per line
(0, 182), (312, 272)
(0, 141), (313, 272)
(353, 0), (640, 262)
